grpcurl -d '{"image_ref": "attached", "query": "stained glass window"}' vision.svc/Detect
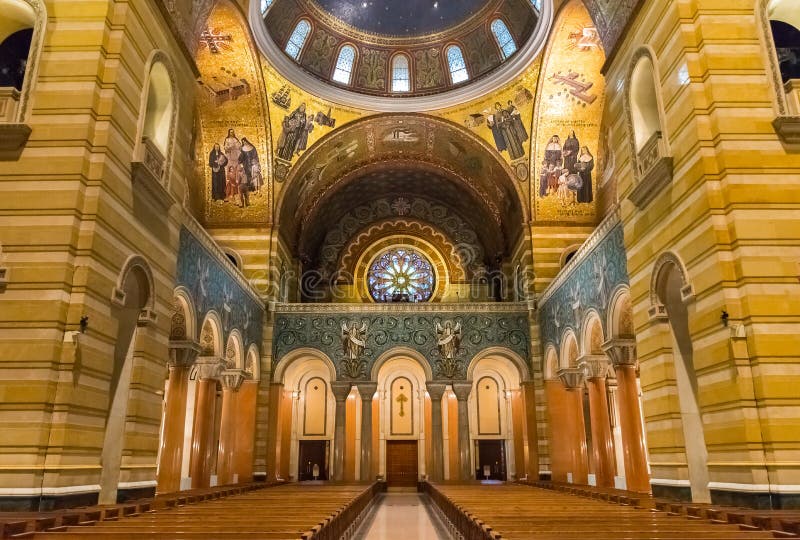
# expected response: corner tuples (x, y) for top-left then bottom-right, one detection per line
(491, 19), (517, 60)
(446, 45), (469, 84)
(332, 45), (356, 85)
(285, 20), (311, 60)
(368, 248), (435, 302)
(391, 54), (411, 92)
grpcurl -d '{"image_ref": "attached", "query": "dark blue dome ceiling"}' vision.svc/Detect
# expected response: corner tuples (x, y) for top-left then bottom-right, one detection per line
(313, 0), (486, 36)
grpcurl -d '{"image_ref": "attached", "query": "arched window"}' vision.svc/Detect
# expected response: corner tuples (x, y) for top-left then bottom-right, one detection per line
(446, 45), (469, 84)
(142, 61), (175, 159)
(260, 0), (272, 14)
(531, 0), (542, 10)
(767, 0), (800, 83)
(491, 19), (517, 60)
(391, 54), (411, 93)
(285, 19), (311, 60)
(0, 0), (36, 93)
(629, 55), (661, 152)
(332, 45), (356, 85)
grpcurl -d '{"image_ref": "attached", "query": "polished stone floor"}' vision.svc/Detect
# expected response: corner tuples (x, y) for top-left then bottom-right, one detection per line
(355, 493), (451, 539)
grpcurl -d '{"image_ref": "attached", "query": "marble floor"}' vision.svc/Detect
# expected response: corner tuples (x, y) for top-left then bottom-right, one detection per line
(355, 493), (452, 539)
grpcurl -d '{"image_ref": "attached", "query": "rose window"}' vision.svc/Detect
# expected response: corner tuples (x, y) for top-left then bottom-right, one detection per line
(367, 248), (435, 302)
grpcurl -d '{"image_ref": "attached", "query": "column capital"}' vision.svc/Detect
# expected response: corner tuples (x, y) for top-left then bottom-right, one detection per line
(556, 367), (585, 390)
(220, 368), (245, 390)
(331, 381), (353, 402)
(602, 338), (637, 367)
(426, 382), (447, 401)
(192, 356), (226, 380)
(450, 382), (472, 402)
(355, 382), (378, 401)
(168, 339), (201, 368)
(577, 354), (610, 380)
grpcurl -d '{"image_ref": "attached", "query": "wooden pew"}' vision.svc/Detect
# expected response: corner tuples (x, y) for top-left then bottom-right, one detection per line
(424, 483), (780, 540)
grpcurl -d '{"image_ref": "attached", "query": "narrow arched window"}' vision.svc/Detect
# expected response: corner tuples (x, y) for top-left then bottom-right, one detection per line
(629, 55), (661, 152)
(491, 19), (517, 60)
(260, 0), (272, 14)
(391, 54), (411, 93)
(767, 0), (800, 83)
(285, 19), (311, 60)
(0, 0), (36, 93)
(332, 45), (356, 85)
(531, 0), (542, 10)
(142, 61), (174, 159)
(446, 45), (469, 84)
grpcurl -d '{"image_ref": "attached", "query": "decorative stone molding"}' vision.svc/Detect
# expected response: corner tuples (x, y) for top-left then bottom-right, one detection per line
(356, 382), (378, 401)
(425, 382), (448, 401)
(273, 301), (530, 314)
(628, 131), (673, 209)
(0, 88), (20, 122)
(450, 382), (472, 402)
(601, 338), (637, 367)
(137, 308), (158, 327)
(331, 381), (353, 401)
(169, 339), (201, 368)
(556, 367), (585, 390)
(0, 123), (32, 161)
(773, 79), (800, 144)
(192, 356), (226, 381)
(577, 354), (610, 379)
(648, 303), (668, 321)
(131, 137), (174, 213)
(220, 368), (245, 390)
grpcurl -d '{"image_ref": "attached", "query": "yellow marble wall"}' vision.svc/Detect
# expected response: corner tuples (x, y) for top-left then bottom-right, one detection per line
(0, 0), (199, 501)
(603, 0), (800, 498)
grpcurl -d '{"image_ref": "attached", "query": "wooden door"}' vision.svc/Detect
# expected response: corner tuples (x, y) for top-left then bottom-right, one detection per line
(298, 440), (329, 481)
(476, 440), (507, 481)
(385, 440), (418, 487)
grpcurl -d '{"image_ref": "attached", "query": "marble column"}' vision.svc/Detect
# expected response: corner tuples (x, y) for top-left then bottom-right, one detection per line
(265, 382), (284, 480)
(356, 382), (378, 482)
(189, 357), (224, 488)
(520, 380), (540, 480)
(557, 367), (589, 484)
(331, 382), (352, 481)
(450, 382), (472, 481)
(156, 341), (199, 493)
(579, 355), (616, 488)
(426, 382), (447, 482)
(603, 339), (650, 492)
(216, 369), (244, 485)
(233, 379), (258, 483)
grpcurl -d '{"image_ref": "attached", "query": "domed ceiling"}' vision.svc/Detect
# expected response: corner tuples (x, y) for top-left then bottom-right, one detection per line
(251, 0), (552, 110)
(313, 0), (486, 37)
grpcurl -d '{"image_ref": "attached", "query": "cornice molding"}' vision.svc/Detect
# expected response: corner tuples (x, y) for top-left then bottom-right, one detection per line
(271, 301), (531, 314)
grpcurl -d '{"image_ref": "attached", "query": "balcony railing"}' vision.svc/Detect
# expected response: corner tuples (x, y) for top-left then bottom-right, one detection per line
(0, 86), (31, 161)
(131, 136), (173, 212)
(774, 79), (800, 144)
(628, 130), (673, 209)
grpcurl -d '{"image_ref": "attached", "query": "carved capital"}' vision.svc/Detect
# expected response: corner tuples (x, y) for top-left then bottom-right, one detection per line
(648, 303), (668, 322)
(193, 355), (226, 380)
(137, 307), (158, 327)
(220, 368), (245, 390)
(425, 382), (447, 401)
(556, 367), (585, 390)
(331, 381), (353, 402)
(356, 382), (378, 401)
(169, 339), (201, 368)
(450, 382), (472, 402)
(577, 354), (610, 379)
(602, 338), (637, 367)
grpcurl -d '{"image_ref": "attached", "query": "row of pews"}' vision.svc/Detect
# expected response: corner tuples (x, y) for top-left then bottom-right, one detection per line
(2, 483), (380, 539)
(424, 482), (791, 540)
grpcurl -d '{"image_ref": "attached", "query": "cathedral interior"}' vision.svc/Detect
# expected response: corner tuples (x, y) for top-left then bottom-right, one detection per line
(1, 0), (800, 537)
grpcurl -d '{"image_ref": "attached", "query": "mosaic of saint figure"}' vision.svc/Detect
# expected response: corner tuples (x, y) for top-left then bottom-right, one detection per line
(239, 137), (263, 191)
(208, 143), (228, 201)
(540, 131), (594, 204)
(277, 103), (314, 160)
(488, 101), (528, 160)
(436, 320), (462, 360)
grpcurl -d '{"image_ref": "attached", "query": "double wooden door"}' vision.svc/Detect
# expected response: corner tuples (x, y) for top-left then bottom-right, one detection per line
(385, 440), (418, 488)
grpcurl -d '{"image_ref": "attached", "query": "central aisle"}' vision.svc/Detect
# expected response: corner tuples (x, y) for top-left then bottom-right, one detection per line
(355, 493), (451, 540)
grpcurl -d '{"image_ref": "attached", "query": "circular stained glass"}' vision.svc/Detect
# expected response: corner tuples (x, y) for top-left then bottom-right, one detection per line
(368, 248), (435, 303)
